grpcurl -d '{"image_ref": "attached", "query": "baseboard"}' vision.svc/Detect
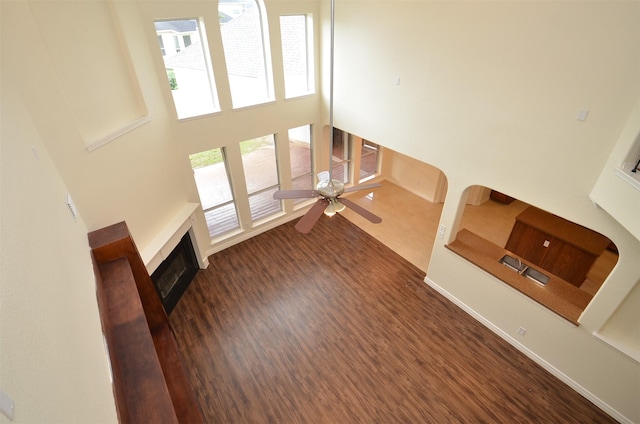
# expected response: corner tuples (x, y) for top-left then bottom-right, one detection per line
(423, 276), (631, 424)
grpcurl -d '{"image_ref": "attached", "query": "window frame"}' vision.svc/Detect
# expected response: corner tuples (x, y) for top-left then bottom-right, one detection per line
(239, 134), (283, 222)
(359, 139), (381, 183)
(189, 147), (241, 240)
(218, 0), (275, 109)
(154, 17), (221, 119)
(330, 128), (352, 185)
(286, 124), (315, 204)
(280, 13), (315, 99)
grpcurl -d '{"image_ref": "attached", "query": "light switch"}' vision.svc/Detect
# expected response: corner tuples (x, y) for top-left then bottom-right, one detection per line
(543, 240), (550, 248)
(577, 110), (589, 121)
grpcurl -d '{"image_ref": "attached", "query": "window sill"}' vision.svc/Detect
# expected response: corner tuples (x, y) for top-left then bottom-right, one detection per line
(446, 229), (592, 325)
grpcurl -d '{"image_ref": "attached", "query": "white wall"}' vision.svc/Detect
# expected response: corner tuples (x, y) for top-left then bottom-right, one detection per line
(3, 0), (639, 421)
(382, 149), (447, 203)
(591, 100), (640, 240)
(0, 32), (117, 424)
(331, 1), (640, 422)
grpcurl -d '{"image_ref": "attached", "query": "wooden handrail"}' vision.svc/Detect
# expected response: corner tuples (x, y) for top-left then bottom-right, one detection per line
(89, 221), (203, 424)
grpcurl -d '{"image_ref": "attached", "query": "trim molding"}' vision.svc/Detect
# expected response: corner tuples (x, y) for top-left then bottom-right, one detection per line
(423, 276), (631, 424)
(85, 115), (152, 152)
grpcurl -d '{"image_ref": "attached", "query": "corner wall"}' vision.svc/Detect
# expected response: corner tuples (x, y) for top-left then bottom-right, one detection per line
(0, 43), (117, 423)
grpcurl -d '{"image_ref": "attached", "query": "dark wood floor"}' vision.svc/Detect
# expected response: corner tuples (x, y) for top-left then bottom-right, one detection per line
(170, 215), (614, 423)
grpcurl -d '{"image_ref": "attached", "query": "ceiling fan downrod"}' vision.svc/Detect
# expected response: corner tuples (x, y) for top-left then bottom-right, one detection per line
(327, 0), (336, 185)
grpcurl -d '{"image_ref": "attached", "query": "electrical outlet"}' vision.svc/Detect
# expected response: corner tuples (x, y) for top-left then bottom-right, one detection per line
(437, 224), (446, 239)
(517, 327), (527, 336)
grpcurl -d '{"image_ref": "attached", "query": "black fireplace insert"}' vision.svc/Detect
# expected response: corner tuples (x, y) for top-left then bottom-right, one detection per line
(150, 231), (199, 314)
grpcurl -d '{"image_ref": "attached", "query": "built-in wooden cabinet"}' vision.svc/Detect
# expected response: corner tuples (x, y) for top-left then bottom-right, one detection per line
(490, 190), (515, 205)
(505, 207), (610, 287)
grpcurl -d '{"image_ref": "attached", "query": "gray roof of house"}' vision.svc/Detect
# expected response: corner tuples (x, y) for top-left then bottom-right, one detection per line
(155, 20), (197, 34)
(165, 41), (206, 70)
(164, 4), (272, 79)
(220, 5), (264, 78)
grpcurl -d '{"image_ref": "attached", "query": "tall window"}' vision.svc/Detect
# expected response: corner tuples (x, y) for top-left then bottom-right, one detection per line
(359, 140), (380, 182)
(331, 128), (351, 184)
(288, 125), (313, 204)
(240, 135), (281, 221)
(219, 0), (274, 108)
(189, 148), (240, 239)
(154, 19), (220, 119)
(280, 14), (314, 98)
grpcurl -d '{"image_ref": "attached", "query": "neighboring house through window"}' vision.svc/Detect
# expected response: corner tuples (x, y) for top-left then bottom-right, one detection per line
(154, 19), (220, 119)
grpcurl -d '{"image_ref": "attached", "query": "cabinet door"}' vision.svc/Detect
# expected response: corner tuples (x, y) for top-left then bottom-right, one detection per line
(542, 241), (594, 287)
(505, 222), (549, 265)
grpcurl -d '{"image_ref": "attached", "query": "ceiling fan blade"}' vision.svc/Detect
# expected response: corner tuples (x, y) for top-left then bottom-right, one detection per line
(274, 189), (318, 200)
(343, 182), (382, 193)
(295, 198), (330, 233)
(340, 198), (382, 224)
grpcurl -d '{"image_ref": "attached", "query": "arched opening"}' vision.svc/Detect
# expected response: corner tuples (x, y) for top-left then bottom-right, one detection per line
(447, 185), (618, 323)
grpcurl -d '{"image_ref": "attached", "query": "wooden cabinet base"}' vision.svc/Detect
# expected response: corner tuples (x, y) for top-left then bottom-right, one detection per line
(505, 207), (609, 287)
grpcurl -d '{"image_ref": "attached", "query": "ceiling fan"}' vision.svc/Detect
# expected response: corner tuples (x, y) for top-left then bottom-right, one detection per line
(273, 0), (382, 233)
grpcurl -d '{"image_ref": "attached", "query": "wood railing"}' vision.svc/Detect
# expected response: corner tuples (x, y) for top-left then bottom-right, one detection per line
(89, 221), (203, 424)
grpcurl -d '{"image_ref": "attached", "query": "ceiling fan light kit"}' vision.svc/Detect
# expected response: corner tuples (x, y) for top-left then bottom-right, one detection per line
(272, 0), (383, 233)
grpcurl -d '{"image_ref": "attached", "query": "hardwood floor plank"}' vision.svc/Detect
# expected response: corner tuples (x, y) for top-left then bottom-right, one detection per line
(170, 215), (614, 423)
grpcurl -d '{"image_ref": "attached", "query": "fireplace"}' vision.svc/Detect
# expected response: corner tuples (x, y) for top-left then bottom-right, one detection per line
(150, 231), (199, 314)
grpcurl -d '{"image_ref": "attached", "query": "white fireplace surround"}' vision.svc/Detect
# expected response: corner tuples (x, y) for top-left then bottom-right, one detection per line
(140, 203), (209, 275)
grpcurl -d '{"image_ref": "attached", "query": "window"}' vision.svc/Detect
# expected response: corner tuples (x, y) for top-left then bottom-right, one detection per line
(359, 140), (380, 182)
(158, 35), (165, 56)
(173, 35), (181, 53)
(219, 0), (274, 108)
(288, 125), (314, 204)
(240, 135), (282, 221)
(331, 128), (351, 184)
(280, 14), (314, 98)
(189, 148), (240, 239)
(154, 19), (220, 119)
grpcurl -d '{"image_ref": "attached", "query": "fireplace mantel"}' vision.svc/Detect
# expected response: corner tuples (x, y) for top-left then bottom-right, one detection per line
(140, 203), (208, 274)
